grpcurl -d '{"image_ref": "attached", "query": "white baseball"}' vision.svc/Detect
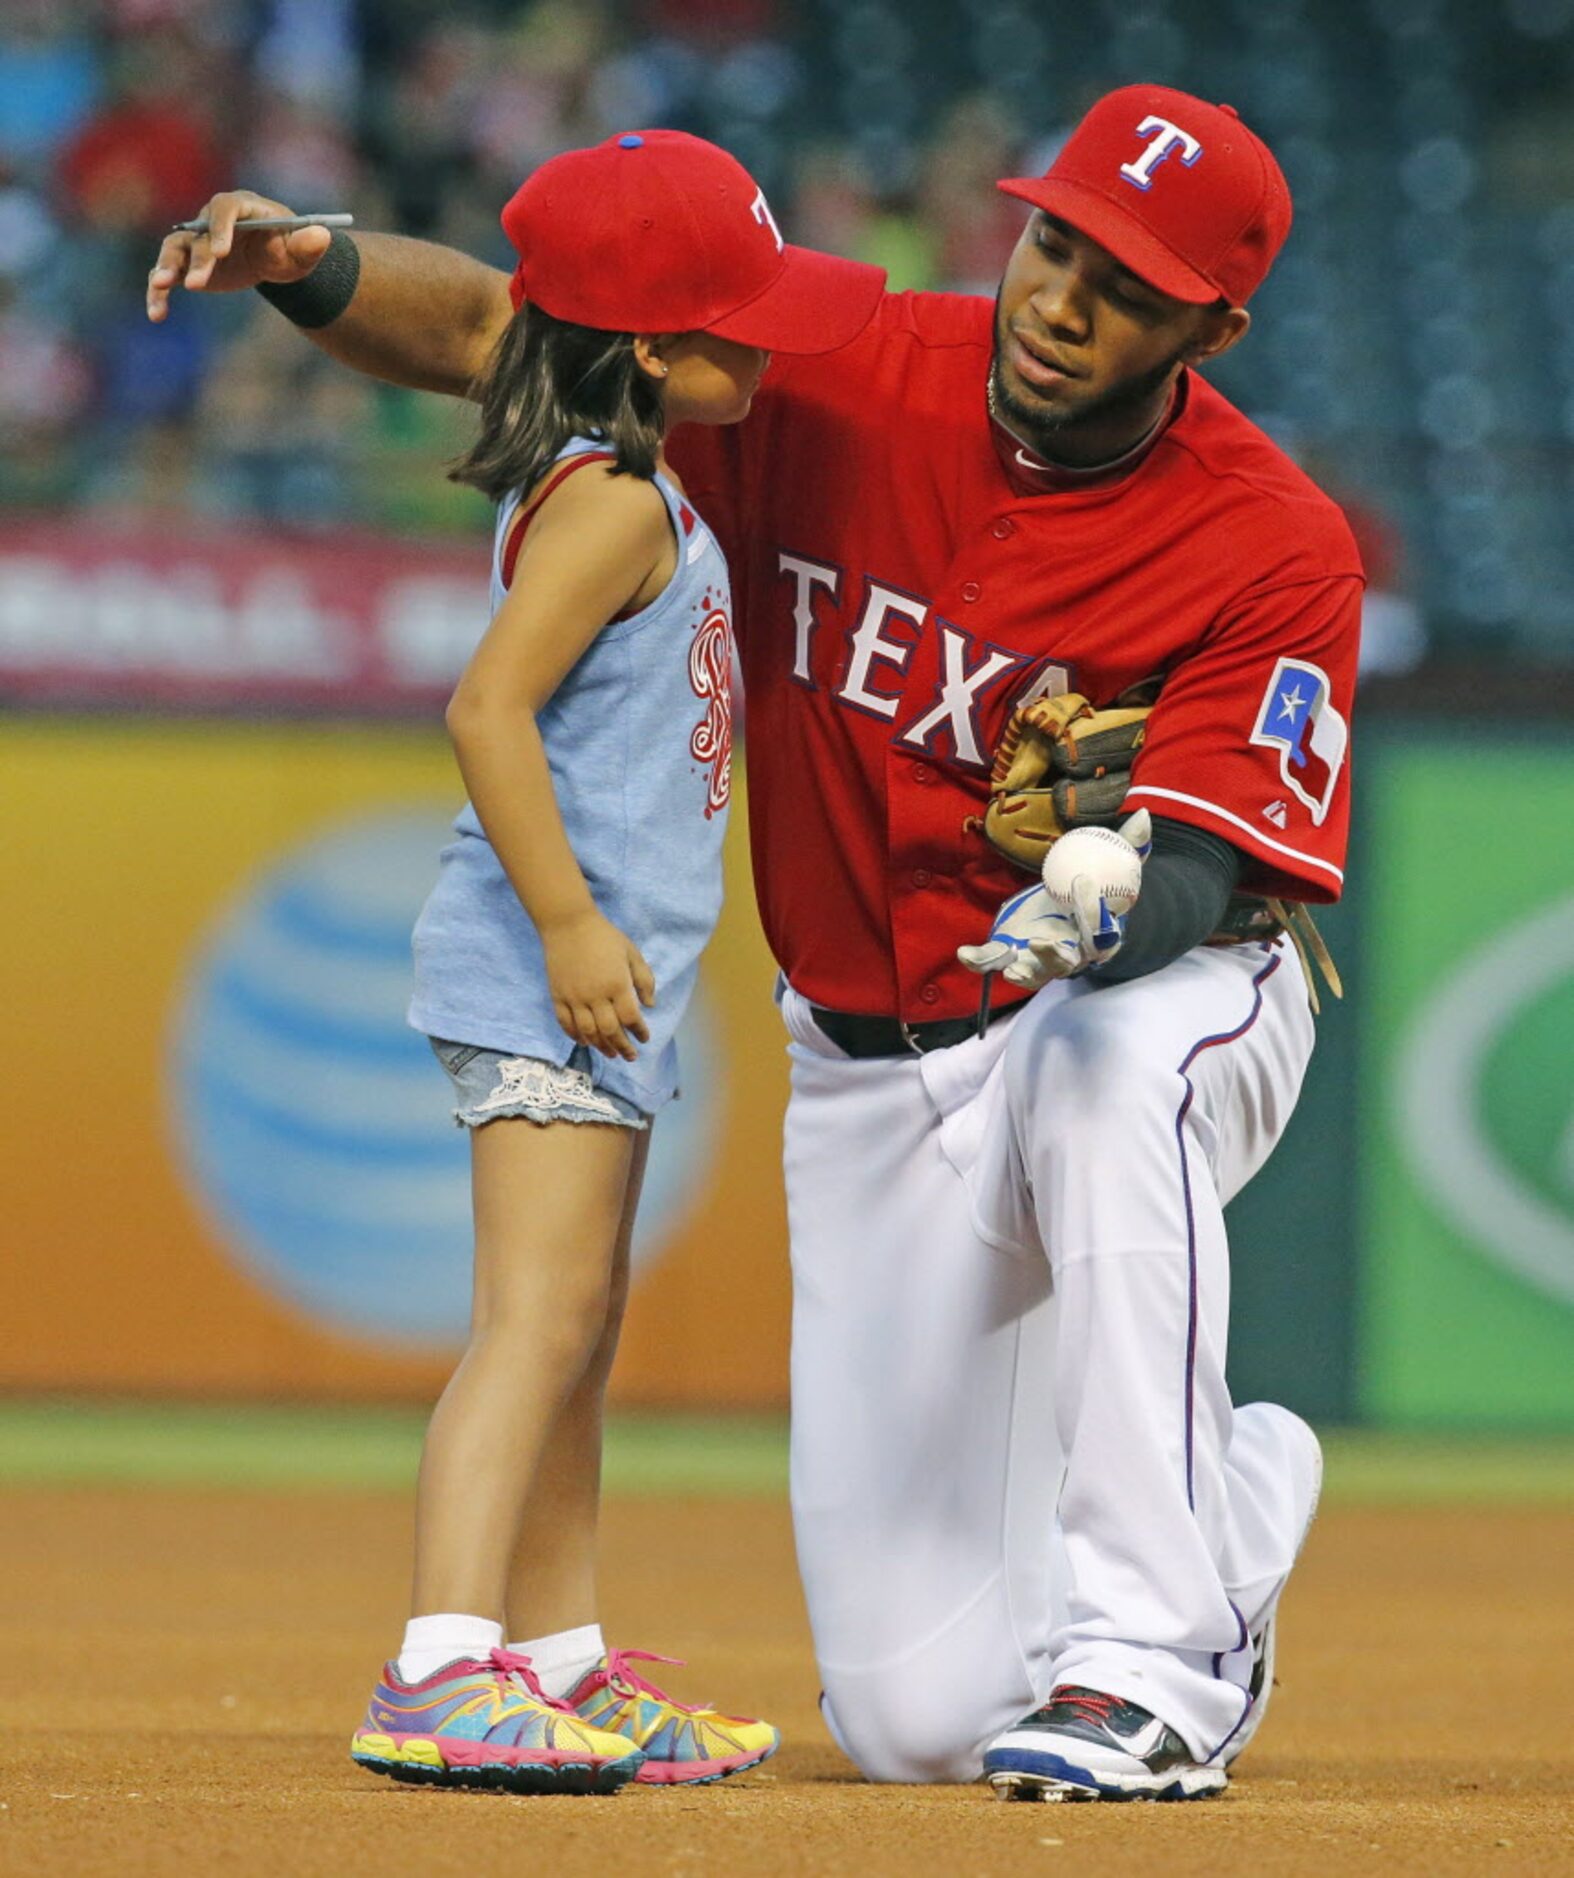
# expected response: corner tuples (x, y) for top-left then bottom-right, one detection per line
(1040, 826), (1144, 916)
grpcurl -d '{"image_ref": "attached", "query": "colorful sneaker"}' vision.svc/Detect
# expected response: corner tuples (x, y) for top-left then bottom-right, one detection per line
(984, 1685), (1228, 1802)
(563, 1650), (780, 1786)
(351, 1648), (644, 1794)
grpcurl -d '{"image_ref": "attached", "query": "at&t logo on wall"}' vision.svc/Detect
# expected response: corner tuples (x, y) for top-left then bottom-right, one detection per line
(166, 810), (719, 1345)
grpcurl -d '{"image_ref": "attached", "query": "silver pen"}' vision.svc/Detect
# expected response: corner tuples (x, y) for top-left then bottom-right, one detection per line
(171, 212), (355, 235)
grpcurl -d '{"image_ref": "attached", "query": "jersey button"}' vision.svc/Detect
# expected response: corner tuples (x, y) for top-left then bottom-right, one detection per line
(912, 763), (933, 783)
(920, 984), (941, 1005)
(991, 518), (1015, 540)
(961, 580), (981, 602)
(912, 867), (932, 888)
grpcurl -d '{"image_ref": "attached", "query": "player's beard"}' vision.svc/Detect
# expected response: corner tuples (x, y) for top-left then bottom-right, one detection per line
(990, 299), (1190, 463)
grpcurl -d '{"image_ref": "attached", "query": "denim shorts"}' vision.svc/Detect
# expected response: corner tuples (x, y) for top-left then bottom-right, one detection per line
(430, 1039), (649, 1130)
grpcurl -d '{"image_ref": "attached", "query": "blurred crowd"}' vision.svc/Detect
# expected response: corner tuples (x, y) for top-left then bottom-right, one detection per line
(0, 0), (1051, 540)
(35, 2), (1574, 668)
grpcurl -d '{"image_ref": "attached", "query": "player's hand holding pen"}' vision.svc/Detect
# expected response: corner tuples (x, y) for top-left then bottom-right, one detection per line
(146, 192), (348, 322)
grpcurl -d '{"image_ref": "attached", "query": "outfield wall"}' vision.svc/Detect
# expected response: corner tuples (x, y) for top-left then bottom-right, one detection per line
(3, 696), (1570, 1421)
(2, 717), (790, 1408)
(1227, 730), (1574, 1428)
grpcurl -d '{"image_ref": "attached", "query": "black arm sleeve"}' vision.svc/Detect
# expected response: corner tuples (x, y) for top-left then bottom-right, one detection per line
(1090, 816), (1243, 984)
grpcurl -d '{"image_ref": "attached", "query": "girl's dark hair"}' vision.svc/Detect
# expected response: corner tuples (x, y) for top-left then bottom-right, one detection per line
(449, 304), (667, 501)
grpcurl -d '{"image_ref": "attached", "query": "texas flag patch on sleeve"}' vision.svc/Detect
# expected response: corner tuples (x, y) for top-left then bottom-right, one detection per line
(1249, 657), (1348, 826)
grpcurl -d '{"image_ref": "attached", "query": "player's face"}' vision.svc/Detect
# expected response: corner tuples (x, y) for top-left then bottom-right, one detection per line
(657, 332), (771, 425)
(992, 213), (1246, 462)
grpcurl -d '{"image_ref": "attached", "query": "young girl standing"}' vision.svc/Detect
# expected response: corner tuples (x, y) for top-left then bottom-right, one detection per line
(349, 131), (884, 1795)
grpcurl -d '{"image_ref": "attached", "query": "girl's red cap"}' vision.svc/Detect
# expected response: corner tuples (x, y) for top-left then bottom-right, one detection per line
(998, 85), (1292, 307)
(503, 130), (886, 353)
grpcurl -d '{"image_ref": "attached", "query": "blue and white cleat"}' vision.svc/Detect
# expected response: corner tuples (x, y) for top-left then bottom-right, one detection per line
(984, 1685), (1228, 1802)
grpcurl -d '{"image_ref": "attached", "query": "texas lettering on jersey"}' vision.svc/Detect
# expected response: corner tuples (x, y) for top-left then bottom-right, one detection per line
(777, 554), (1030, 768)
(771, 544), (1348, 848)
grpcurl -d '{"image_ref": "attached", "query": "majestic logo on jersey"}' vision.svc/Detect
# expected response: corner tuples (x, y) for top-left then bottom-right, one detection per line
(1250, 658), (1346, 825)
(688, 608), (733, 818)
(1119, 115), (1203, 191)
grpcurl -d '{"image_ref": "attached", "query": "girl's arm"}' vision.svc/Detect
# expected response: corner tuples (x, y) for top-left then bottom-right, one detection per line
(447, 466), (674, 1062)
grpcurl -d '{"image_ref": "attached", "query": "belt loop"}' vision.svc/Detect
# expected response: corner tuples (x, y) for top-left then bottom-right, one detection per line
(898, 1019), (925, 1055)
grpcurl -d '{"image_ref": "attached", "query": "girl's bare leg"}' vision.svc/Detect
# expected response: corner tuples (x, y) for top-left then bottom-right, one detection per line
(504, 1128), (650, 1640)
(409, 1116), (640, 1621)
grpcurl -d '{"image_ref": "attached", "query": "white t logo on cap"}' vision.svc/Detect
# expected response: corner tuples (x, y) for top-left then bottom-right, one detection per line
(1119, 115), (1203, 191)
(751, 187), (784, 252)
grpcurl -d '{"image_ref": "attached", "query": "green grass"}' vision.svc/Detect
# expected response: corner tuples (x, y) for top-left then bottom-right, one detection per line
(0, 1400), (1571, 1503)
(0, 1400), (789, 1495)
(1313, 1429), (1574, 1505)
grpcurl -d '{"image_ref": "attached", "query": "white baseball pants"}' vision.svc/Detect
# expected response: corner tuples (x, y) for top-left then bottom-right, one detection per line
(778, 937), (1322, 1783)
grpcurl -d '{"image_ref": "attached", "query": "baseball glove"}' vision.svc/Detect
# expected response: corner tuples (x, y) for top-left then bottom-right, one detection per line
(968, 674), (1346, 1012)
(973, 678), (1161, 874)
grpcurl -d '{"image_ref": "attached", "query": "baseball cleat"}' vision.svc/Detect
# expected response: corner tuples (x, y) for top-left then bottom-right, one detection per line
(350, 1648), (644, 1794)
(563, 1649), (780, 1785)
(1222, 1407), (1325, 1767)
(1219, 1608), (1280, 1771)
(983, 1686), (1228, 1802)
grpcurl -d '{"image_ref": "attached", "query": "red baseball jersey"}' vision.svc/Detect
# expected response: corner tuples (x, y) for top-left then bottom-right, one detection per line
(668, 290), (1363, 1023)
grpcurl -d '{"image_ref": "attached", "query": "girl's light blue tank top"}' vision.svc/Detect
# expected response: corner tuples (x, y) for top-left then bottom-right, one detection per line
(408, 436), (734, 1113)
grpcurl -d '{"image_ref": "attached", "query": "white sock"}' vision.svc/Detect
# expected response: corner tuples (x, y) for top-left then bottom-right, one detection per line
(396, 1613), (503, 1684)
(507, 1623), (606, 1699)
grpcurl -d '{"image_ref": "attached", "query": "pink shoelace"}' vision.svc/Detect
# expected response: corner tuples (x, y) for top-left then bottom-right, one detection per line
(597, 1648), (698, 1707)
(1049, 1685), (1120, 1725)
(486, 1647), (578, 1713)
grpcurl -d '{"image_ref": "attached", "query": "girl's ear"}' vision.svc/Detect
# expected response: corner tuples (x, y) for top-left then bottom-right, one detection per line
(632, 334), (672, 381)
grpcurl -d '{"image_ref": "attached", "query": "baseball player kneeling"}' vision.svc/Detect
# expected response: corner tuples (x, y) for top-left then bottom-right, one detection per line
(159, 83), (1356, 1803)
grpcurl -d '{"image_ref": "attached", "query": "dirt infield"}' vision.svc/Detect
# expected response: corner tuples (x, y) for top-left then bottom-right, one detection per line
(3, 1487), (1570, 1876)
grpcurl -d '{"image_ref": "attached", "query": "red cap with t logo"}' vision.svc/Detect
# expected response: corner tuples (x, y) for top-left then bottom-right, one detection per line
(997, 85), (1292, 306)
(503, 129), (886, 353)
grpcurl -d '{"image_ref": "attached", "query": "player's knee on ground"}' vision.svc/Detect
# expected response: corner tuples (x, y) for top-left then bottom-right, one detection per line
(818, 1673), (992, 1784)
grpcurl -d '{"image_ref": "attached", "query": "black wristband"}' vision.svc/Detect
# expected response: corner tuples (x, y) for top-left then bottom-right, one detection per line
(256, 229), (361, 329)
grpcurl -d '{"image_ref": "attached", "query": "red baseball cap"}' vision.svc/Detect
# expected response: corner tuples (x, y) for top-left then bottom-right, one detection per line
(998, 86), (1292, 306)
(503, 130), (886, 353)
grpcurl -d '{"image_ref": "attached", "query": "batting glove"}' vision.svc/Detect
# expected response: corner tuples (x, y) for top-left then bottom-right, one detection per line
(957, 882), (1094, 988)
(957, 809), (1151, 990)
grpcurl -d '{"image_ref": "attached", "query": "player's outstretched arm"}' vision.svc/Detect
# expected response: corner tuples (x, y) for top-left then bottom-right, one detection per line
(294, 230), (512, 396)
(147, 189), (512, 398)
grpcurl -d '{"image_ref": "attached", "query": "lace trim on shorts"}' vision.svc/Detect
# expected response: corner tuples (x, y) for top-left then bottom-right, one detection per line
(430, 1039), (648, 1129)
(471, 1056), (632, 1124)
